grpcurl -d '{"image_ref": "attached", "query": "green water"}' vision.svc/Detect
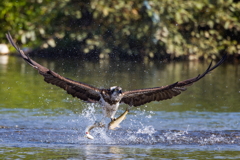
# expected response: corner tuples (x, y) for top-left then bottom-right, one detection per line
(1, 145), (240, 159)
(0, 55), (240, 159)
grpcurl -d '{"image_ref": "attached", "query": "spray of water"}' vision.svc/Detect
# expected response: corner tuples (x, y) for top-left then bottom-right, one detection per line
(76, 105), (239, 145)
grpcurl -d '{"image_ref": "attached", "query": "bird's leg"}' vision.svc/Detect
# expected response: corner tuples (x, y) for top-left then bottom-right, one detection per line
(110, 117), (116, 122)
(110, 109), (119, 121)
(94, 117), (106, 127)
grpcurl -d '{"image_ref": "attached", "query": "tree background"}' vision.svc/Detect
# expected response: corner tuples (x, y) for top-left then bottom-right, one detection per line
(1, 0), (240, 60)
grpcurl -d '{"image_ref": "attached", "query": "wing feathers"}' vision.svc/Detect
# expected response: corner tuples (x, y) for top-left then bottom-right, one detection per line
(121, 55), (226, 107)
(6, 32), (226, 107)
(6, 33), (101, 103)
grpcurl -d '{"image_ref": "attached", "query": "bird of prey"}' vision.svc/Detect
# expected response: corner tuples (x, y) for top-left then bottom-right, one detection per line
(6, 33), (226, 136)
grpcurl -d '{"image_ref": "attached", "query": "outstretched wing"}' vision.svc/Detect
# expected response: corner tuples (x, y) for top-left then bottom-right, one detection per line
(6, 33), (101, 103)
(121, 55), (226, 107)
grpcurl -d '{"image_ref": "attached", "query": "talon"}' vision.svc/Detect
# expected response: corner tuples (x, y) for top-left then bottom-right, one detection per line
(94, 121), (100, 126)
(93, 121), (105, 127)
(111, 117), (116, 121)
(98, 122), (105, 127)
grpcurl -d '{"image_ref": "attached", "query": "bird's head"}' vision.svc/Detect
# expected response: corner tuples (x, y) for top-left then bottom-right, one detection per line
(109, 86), (122, 96)
(101, 86), (123, 103)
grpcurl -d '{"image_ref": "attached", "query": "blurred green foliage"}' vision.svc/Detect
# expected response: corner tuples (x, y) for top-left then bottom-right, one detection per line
(1, 0), (239, 60)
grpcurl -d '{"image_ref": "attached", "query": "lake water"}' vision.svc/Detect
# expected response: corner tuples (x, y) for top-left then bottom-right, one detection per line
(0, 55), (240, 159)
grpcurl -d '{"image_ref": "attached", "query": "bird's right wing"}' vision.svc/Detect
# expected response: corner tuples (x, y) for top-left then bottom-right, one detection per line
(6, 33), (101, 103)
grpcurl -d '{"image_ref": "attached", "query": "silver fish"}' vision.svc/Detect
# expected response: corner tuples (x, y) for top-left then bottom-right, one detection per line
(108, 107), (130, 130)
(85, 122), (105, 139)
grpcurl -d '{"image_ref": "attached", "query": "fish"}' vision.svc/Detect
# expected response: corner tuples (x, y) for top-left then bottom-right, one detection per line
(108, 107), (130, 130)
(85, 122), (105, 140)
(85, 107), (130, 139)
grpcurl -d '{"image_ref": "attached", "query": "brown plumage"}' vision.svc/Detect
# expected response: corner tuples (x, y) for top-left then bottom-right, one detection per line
(6, 32), (226, 112)
(6, 33), (101, 103)
(120, 56), (226, 106)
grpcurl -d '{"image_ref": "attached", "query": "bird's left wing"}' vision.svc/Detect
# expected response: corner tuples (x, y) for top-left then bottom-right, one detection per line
(6, 33), (101, 103)
(121, 55), (226, 107)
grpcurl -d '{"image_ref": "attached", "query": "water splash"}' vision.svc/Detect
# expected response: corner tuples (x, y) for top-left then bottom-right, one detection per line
(74, 107), (240, 145)
(81, 103), (99, 123)
(136, 125), (156, 134)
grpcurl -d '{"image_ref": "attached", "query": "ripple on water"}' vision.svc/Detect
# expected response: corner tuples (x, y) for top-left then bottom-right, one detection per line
(0, 107), (239, 147)
(0, 125), (239, 147)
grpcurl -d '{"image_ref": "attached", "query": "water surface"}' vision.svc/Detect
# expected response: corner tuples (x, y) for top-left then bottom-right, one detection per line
(0, 55), (239, 159)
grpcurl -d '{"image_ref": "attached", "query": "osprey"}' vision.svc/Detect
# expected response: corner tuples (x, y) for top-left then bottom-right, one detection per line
(6, 33), (226, 136)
